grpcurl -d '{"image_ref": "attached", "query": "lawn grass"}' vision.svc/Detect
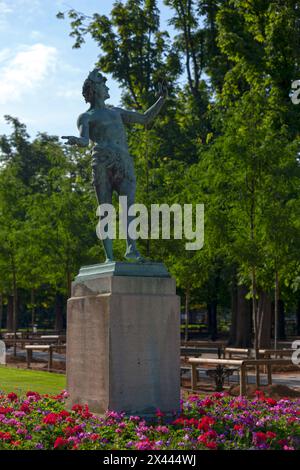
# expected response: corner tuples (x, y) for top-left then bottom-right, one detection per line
(0, 366), (66, 395)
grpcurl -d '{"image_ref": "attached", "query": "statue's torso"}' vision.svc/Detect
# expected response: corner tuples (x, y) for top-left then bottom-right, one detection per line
(87, 108), (128, 155)
(85, 108), (135, 183)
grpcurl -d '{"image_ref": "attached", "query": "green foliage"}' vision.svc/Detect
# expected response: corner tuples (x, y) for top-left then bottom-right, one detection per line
(0, 0), (299, 335)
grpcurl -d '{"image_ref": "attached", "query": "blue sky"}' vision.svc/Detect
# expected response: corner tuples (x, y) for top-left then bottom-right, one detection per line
(0, 0), (173, 139)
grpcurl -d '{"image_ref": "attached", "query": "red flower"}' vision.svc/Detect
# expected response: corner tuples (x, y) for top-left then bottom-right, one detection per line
(53, 437), (68, 449)
(20, 403), (30, 413)
(212, 392), (223, 399)
(0, 407), (13, 415)
(156, 408), (165, 418)
(7, 392), (18, 402)
(43, 413), (59, 425)
(0, 431), (12, 441)
(202, 398), (214, 407)
(81, 404), (92, 419)
(253, 432), (267, 445)
(64, 425), (82, 437)
(255, 390), (265, 401)
(66, 417), (75, 424)
(59, 410), (70, 419)
(231, 400), (245, 409)
(278, 439), (289, 448)
(233, 424), (244, 431)
(172, 417), (199, 427)
(198, 430), (217, 441)
(72, 404), (83, 413)
(198, 430), (218, 449)
(11, 440), (21, 446)
(265, 398), (277, 406)
(266, 431), (276, 440)
(205, 441), (217, 450)
(26, 391), (41, 399)
(197, 416), (215, 432)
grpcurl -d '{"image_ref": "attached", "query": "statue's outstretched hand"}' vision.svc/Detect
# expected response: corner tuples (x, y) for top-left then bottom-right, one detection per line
(61, 136), (80, 145)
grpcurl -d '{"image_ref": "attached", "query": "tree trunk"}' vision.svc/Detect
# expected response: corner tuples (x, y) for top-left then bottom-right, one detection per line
(257, 291), (272, 349)
(54, 292), (64, 332)
(0, 293), (3, 333)
(208, 300), (217, 340)
(67, 270), (72, 299)
(6, 296), (13, 331)
(234, 285), (252, 347)
(228, 278), (238, 345)
(277, 299), (286, 340)
(12, 288), (18, 357)
(296, 298), (300, 336)
(274, 270), (279, 349)
(31, 288), (36, 328)
(251, 267), (259, 359)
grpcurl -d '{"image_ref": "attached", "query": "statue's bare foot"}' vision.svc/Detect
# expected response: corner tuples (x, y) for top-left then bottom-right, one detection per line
(125, 249), (145, 263)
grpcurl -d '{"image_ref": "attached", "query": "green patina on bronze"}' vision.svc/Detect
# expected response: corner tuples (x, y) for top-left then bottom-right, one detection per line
(74, 261), (171, 283)
(62, 69), (167, 263)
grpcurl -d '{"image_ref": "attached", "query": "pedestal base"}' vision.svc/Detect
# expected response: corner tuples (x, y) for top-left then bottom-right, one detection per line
(66, 263), (180, 415)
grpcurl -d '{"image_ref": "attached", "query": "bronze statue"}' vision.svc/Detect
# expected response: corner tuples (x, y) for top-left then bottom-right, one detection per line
(62, 69), (167, 262)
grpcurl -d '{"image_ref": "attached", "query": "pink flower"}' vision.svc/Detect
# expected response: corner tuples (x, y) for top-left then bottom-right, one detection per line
(26, 391), (41, 400)
(156, 425), (170, 434)
(134, 438), (154, 450)
(129, 416), (140, 422)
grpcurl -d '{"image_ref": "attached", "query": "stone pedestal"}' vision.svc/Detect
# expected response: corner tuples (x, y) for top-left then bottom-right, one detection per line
(66, 262), (180, 415)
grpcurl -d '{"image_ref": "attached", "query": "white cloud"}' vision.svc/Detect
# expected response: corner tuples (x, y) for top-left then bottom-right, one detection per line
(30, 30), (44, 40)
(0, 1), (13, 14)
(0, 0), (13, 29)
(0, 43), (58, 104)
(57, 87), (80, 99)
(0, 0), (41, 29)
(0, 48), (10, 63)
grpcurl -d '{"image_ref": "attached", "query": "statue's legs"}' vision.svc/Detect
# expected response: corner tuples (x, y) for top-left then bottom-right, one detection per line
(118, 177), (144, 261)
(93, 165), (114, 262)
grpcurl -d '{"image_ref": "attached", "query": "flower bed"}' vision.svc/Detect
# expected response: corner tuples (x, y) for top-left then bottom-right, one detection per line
(0, 391), (299, 450)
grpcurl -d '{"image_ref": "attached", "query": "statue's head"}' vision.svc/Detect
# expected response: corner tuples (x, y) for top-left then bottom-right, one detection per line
(82, 69), (110, 105)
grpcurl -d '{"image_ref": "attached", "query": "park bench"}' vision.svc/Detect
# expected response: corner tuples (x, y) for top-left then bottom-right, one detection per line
(181, 340), (225, 358)
(4, 332), (22, 338)
(188, 357), (292, 395)
(40, 335), (65, 345)
(224, 347), (294, 359)
(224, 347), (251, 359)
(25, 344), (66, 372)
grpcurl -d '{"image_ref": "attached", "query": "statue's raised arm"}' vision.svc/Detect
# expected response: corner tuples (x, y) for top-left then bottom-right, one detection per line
(117, 82), (168, 126)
